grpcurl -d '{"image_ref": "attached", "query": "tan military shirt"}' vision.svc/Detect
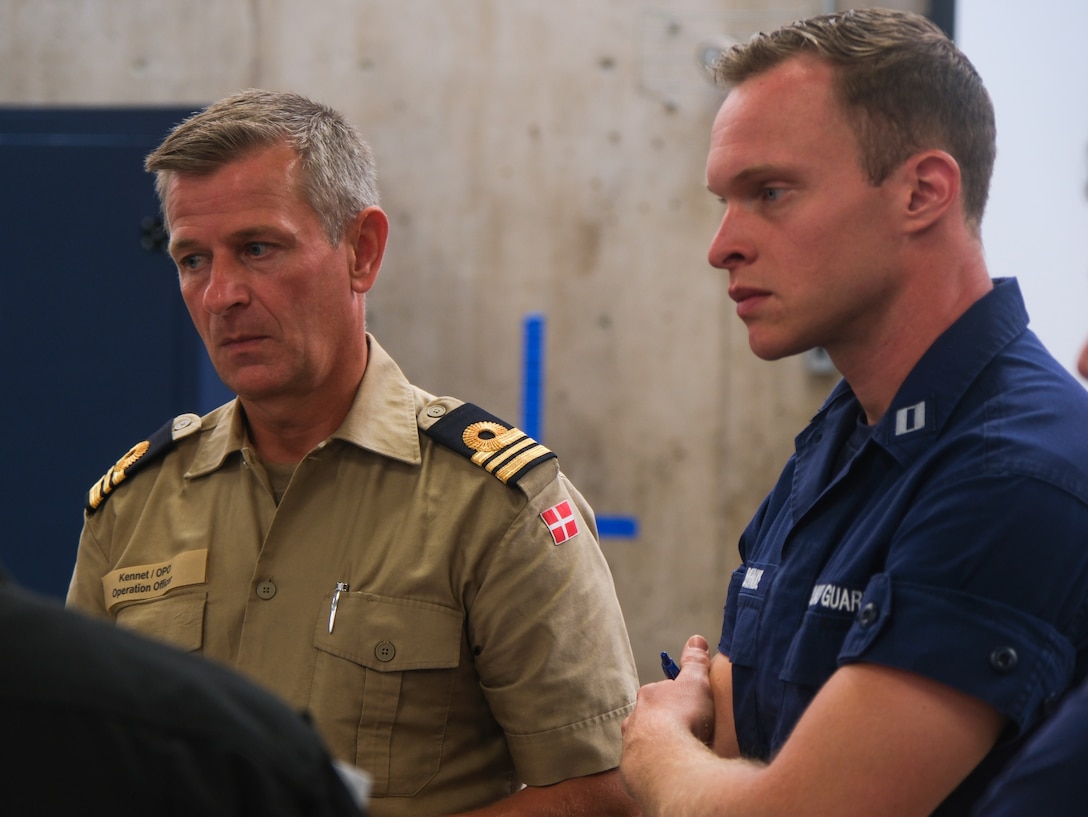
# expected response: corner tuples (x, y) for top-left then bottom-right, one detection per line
(68, 335), (638, 817)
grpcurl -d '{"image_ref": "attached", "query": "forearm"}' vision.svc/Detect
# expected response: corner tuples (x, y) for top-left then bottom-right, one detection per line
(447, 769), (639, 817)
(624, 661), (1006, 817)
(623, 709), (764, 817)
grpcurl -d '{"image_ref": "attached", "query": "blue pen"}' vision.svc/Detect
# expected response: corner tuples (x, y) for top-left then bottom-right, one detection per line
(660, 650), (680, 680)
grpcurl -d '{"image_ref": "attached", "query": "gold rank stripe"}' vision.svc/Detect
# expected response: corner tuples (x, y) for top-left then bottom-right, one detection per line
(86, 414), (200, 515)
(428, 406), (558, 488)
(495, 443), (553, 483)
(471, 435), (553, 484)
(470, 434), (533, 468)
(88, 440), (151, 510)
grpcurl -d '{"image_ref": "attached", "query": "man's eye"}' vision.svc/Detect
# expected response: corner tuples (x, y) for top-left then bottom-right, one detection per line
(245, 242), (270, 257)
(763, 187), (784, 201)
(178, 255), (204, 271)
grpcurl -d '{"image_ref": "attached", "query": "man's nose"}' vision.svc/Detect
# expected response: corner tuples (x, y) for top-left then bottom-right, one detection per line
(707, 205), (752, 271)
(202, 257), (250, 314)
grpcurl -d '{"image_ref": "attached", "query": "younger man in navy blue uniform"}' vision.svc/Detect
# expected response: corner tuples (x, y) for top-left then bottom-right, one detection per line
(620, 10), (1088, 817)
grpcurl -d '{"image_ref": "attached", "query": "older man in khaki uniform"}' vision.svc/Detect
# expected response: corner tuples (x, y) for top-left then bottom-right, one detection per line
(67, 89), (639, 817)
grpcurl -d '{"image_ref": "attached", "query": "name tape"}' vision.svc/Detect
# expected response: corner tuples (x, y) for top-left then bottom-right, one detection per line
(102, 549), (208, 611)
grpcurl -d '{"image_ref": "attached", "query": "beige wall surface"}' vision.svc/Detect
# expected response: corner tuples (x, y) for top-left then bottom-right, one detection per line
(2, 0), (926, 682)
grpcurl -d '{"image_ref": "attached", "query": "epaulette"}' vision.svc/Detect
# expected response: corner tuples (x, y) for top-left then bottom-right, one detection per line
(422, 402), (556, 487)
(85, 413), (202, 515)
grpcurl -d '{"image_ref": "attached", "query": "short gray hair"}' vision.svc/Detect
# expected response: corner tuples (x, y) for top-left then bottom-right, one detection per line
(145, 88), (380, 245)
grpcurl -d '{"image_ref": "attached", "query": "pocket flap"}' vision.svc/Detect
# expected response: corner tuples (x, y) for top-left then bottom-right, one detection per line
(115, 593), (206, 653)
(313, 592), (464, 672)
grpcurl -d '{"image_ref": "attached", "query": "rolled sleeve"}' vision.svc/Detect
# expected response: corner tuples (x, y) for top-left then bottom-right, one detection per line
(470, 475), (639, 785)
(506, 703), (634, 784)
(841, 573), (1075, 733)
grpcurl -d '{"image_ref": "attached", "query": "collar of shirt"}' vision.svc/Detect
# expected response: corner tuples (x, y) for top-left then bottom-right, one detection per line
(185, 333), (424, 479)
(801, 277), (1029, 466)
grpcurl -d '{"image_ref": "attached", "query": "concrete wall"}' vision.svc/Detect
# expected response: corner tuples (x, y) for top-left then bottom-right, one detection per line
(2, 0), (927, 681)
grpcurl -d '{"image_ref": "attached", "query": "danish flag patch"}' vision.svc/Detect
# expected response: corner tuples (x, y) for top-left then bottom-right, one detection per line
(541, 500), (580, 545)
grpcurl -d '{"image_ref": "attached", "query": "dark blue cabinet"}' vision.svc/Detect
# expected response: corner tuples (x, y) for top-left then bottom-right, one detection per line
(0, 107), (230, 598)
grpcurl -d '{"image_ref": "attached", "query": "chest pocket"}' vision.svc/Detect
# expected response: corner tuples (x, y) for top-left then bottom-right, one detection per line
(310, 592), (465, 796)
(723, 564), (775, 667)
(114, 593), (206, 653)
(779, 606), (855, 687)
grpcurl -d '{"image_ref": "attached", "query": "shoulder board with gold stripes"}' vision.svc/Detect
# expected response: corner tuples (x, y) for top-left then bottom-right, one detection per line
(85, 414), (201, 515)
(423, 403), (555, 486)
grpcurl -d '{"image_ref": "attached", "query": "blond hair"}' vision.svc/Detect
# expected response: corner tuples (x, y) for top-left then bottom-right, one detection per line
(715, 8), (996, 232)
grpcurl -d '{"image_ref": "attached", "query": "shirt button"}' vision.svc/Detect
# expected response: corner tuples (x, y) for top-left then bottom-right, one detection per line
(857, 602), (879, 627)
(375, 641), (396, 662)
(426, 405), (447, 418)
(990, 646), (1019, 673)
(256, 581), (277, 600)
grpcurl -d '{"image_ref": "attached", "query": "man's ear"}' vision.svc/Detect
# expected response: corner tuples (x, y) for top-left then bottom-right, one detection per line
(347, 206), (389, 294)
(901, 150), (961, 234)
